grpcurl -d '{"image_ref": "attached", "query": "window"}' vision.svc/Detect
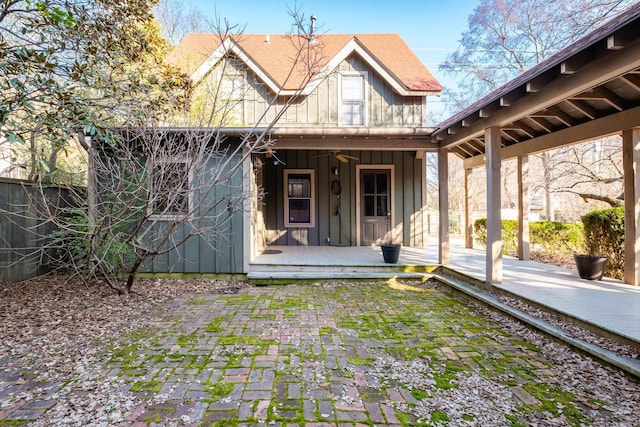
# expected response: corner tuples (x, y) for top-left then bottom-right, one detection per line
(221, 73), (245, 124)
(284, 169), (315, 228)
(149, 159), (191, 219)
(221, 74), (244, 100)
(340, 74), (365, 126)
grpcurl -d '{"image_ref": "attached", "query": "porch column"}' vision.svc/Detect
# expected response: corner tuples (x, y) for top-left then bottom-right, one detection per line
(486, 126), (502, 283)
(623, 128), (640, 286)
(464, 168), (473, 248)
(517, 155), (530, 261)
(438, 147), (449, 265)
(242, 147), (252, 274)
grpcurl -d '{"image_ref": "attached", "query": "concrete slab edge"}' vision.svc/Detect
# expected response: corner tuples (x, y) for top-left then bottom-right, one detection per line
(432, 273), (640, 379)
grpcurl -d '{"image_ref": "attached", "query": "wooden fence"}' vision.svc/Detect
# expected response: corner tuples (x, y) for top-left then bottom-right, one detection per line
(0, 178), (78, 283)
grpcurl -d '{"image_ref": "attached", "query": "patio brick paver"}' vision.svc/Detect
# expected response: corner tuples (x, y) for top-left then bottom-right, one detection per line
(107, 281), (639, 426)
(3, 280), (640, 425)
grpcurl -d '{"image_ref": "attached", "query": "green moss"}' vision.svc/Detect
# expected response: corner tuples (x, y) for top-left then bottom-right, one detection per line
(175, 332), (199, 347)
(521, 383), (590, 426)
(211, 419), (239, 427)
(203, 381), (235, 401)
(512, 339), (540, 352)
(187, 299), (209, 305)
(0, 421), (30, 426)
(431, 410), (450, 423)
(348, 357), (375, 366)
(462, 413), (475, 421)
(130, 379), (162, 393)
(433, 361), (465, 390)
(505, 414), (527, 426)
(319, 326), (337, 336)
(206, 317), (225, 333)
(410, 388), (428, 401)
(218, 335), (272, 347)
(142, 413), (163, 424)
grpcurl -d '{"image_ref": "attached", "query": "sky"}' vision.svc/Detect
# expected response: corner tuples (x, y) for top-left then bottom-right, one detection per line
(189, 0), (482, 108)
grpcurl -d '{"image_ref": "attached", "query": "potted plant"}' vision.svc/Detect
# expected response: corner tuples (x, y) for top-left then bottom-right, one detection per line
(380, 241), (401, 264)
(572, 208), (622, 281)
(573, 253), (608, 280)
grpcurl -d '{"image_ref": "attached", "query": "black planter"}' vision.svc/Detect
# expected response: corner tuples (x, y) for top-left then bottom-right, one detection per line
(381, 244), (401, 264)
(574, 254), (608, 280)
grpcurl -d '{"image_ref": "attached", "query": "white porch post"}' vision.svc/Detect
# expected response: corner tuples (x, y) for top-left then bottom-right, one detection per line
(464, 168), (473, 249)
(517, 155), (530, 261)
(623, 128), (640, 286)
(486, 126), (502, 283)
(438, 147), (449, 265)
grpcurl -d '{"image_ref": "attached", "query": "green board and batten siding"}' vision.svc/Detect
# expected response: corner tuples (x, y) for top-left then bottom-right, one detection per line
(247, 54), (425, 128)
(147, 150), (244, 274)
(261, 149), (426, 247)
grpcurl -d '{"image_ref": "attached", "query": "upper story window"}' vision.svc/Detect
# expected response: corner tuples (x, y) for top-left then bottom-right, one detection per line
(221, 72), (245, 124)
(340, 74), (366, 126)
(221, 74), (245, 100)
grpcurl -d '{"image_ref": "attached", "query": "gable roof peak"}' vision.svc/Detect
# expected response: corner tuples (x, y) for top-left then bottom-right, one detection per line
(166, 32), (442, 94)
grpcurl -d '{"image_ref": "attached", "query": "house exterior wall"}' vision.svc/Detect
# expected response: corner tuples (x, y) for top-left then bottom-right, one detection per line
(260, 148), (426, 247)
(146, 148), (245, 274)
(241, 54), (426, 128)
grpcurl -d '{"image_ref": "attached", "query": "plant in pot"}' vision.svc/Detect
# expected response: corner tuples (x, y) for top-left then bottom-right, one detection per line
(573, 207), (624, 281)
(380, 240), (401, 264)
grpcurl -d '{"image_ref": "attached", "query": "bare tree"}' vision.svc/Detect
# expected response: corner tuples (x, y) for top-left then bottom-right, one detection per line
(439, 0), (635, 217)
(154, 0), (207, 45)
(440, 0), (634, 111)
(7, 10), (329, 294)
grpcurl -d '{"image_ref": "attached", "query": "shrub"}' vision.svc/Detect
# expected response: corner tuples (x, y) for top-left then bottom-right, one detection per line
(581, 207), (624, 280)
(474, 219), (583, 257)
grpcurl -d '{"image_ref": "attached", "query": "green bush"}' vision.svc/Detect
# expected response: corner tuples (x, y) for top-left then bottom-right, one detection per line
(474, 219), (583, 257)
(581, 207), (624, 280)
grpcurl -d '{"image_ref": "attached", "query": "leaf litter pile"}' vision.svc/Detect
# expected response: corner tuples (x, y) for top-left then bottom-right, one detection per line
(0, 274), (246, 426)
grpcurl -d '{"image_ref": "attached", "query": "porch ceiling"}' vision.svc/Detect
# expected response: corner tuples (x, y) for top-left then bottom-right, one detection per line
(432, 6), (640, 169)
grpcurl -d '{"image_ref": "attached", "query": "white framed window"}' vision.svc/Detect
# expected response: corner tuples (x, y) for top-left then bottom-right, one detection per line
(284, 169), (315, 228)
(221, 73), (245, 100)
(339, 73), (366, 126)
(220, 72), (245, 124)
(148, 158), (192, 220)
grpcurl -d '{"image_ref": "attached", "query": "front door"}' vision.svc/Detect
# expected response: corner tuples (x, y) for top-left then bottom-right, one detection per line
(360, 169), (391, 245)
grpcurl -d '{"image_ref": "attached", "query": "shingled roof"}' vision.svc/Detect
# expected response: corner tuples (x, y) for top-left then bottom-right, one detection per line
(166, 33), (442, 96)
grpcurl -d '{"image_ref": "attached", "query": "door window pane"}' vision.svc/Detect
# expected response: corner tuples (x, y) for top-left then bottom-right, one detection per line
(364, 195), (375, 216)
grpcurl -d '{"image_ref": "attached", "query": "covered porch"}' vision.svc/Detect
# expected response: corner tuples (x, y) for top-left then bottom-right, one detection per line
(433, 6), (640, 285)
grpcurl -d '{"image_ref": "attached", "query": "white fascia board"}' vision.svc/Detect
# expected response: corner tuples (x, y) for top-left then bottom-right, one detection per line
(191, 38), (283, 95)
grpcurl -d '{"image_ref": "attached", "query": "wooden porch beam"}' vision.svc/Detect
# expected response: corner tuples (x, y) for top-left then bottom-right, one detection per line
(566, 99), (598, 119)
(547, 105), (575, 127)
(463, 105), (640, 169)
(486, 126), (503, 283)
(438, 148), (450, 265)
(623, 128), (640, 286)
(437, 41), (640, 148)
(620, 74), (640, 91)
(274, 138), (436, 151)
(573, 87), (625, 111)
(529, 116), (554, 133)
(517, 156), (530, 261)
(465, 169), (473, 249)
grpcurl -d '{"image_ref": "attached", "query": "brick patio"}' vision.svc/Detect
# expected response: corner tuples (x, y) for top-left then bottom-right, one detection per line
(3, 280), (639, 426)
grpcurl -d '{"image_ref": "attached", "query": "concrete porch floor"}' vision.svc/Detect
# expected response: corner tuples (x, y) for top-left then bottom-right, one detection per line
(250, 242), (640, 346)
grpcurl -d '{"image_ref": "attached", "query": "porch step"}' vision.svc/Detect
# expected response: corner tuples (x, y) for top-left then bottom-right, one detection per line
(246, 270), (432, 285)
(249, 264), (439, 273)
